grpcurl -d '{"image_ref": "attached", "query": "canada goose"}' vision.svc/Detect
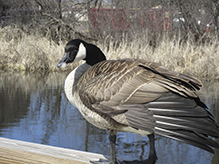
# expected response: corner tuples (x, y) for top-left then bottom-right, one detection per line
(57, 39), (219, 164)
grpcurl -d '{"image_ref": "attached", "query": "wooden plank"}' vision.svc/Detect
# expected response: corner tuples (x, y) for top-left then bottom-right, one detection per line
(0, 137), (108, 164)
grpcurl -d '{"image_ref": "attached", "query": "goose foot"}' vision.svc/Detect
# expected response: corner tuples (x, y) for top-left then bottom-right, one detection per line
(91, 133), (157, 164)
(90, 158), (121, 164)
(121, 154), (157, 164)
(121, 134), (157, 164)
(90, 155), (156, 164)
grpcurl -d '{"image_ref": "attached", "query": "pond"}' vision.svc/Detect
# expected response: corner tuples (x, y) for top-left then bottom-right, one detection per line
(0, 70), (219, 164)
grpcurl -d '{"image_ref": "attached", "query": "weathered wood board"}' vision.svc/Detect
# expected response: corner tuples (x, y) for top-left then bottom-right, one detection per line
(0, 137), (108, 164)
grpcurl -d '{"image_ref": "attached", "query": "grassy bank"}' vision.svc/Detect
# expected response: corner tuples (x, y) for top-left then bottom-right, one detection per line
(0, 26), (77, 71)
(0, 26), (219, 79)
(99, 33), (219, 79)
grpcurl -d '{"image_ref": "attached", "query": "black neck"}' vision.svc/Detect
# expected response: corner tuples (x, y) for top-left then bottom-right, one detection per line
(83, 42), (106, 66)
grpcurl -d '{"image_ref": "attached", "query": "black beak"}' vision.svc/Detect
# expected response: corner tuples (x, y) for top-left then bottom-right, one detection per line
(57, 53), (69, 68)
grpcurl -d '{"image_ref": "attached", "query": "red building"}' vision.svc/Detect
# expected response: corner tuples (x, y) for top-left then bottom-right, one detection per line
(90, 8), (173, 32)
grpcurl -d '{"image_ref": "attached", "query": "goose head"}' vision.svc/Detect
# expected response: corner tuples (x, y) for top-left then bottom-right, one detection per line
(57, 39), (106, 68)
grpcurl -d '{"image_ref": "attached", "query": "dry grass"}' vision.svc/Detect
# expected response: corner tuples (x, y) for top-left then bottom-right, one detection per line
(0, 26), (76, 71)
(0, 26), (219, 79)
(98, 33), (219, 79)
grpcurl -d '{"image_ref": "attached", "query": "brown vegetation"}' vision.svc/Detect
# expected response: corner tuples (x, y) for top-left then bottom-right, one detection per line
(0, 26), (218, 79)
(0, 26), (76, 71)
(98, 32), (219, 79)
(0, 0), (219, 79)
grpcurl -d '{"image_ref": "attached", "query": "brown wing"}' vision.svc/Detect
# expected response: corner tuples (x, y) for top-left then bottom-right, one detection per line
(78, 59), (201, 114)
(78, 59), (219, 153)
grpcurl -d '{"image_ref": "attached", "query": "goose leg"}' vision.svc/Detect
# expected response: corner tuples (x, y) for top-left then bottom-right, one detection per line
(90, 130), (119, 164)
(108, 130), (118, 164)
(121, 134), (157, 164)
(146, 134), (157, 164)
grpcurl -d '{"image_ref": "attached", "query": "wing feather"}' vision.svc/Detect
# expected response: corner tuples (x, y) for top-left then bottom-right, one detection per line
(77, 59), (219, 153)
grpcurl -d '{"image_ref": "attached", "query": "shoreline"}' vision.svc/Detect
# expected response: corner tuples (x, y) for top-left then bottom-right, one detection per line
(0, 27), (218, 79)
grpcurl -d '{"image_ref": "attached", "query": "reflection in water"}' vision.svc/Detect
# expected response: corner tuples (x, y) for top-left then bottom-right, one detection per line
(0, 71), (219, 164)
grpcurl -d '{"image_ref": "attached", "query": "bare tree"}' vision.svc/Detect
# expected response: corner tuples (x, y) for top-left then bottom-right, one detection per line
(204, 0), (219, 34)
(175, 0), (205, 42)
(33, 0), (75, 42)
(0, 0), (35, 27)
(1, 0), (218, 44)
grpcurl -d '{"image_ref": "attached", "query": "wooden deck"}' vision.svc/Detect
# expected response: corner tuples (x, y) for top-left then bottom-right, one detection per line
(0, 137), (108, 164)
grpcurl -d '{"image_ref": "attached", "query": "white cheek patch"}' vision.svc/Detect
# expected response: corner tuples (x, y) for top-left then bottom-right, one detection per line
(74, 43), (86, 62)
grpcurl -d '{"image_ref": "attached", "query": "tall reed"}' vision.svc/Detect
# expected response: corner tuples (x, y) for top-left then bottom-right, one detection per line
(98, 32), (219, 79)
(0, 26), (218, 79)
(0, 26), (76, 71)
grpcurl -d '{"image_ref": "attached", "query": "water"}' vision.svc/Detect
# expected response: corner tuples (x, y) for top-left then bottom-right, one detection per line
(0, 70), (219, 164)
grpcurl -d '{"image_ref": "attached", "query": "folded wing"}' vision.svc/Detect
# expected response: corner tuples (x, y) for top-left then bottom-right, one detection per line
(78, 59), (219, 153)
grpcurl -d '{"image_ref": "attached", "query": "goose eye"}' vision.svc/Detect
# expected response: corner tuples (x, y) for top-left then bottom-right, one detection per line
(69, 50), (77, 60)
